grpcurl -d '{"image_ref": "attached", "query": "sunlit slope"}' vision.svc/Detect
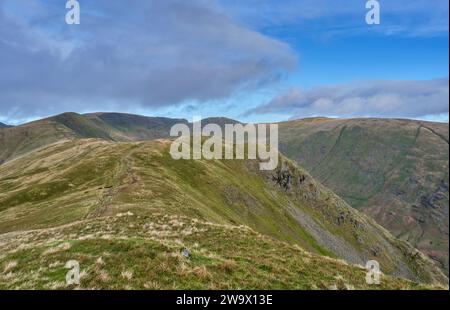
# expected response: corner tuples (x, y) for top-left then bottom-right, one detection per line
(0, 139), (446, 287)
(0, 117), (78, 165)
(0, 211), (434, 290)
(278, 118), (449, 273)
(0, 112), (240, 166)
(0, 112), (186, 165)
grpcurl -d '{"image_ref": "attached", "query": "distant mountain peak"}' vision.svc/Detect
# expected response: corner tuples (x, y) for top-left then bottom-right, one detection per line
(0, 122), (12, 128)
(198, 116), (241, 125)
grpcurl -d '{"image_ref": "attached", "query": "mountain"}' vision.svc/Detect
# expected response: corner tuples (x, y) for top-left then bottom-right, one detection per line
(0, 112), (243, 165)
(278, 117), (449, 274)
(0, 112), (187, 164)
(0, 122), (12, 129)
(0, 113), (448, 287)
(0, 137), (447, 288)
(84, 112), (189, 140)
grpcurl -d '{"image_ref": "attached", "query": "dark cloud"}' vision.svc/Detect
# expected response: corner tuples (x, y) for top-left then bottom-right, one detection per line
(246, 79), (449, 119)
(0, 0), (296, 123)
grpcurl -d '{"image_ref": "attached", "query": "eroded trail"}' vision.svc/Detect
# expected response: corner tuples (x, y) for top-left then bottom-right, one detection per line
(86, 144), (143, 219)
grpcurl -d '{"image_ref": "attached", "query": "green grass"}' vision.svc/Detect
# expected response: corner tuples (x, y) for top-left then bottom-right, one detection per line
(0, 138), (447, 289)
(0, 213), (433, 290)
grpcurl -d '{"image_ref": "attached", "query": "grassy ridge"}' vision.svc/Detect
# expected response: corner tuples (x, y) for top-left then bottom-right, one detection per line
(0, 112), (185, 164)
(0, 139), (447, 288)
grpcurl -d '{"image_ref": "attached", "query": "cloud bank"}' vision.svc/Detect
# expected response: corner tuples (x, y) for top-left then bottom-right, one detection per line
(246, 79), (449, 119)
(0, 0), (296, 123)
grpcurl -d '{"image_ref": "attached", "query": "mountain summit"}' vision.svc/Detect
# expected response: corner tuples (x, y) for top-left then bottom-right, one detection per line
(0, 112), (448, 289)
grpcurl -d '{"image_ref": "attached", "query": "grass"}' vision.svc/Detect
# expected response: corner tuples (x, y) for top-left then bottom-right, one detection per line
(2, 114), (447, 276)
(0, 138), (447, 289)
(0, 213), (433, 290)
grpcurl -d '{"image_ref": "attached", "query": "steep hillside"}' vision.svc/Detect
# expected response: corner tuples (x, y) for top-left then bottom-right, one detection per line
(85, 112), (188, 141)
(0, 112), (184, 164)
(0, 139), (446, 288)
(278, 118), (449, 274)
(1, 113), (448, 280)
(0, 112), (199, 164)
(0, 122), (12, 129)
(0, 116), (79, 165)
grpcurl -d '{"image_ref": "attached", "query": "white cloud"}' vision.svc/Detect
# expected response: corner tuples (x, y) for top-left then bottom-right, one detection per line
(246, 79), (449, 120)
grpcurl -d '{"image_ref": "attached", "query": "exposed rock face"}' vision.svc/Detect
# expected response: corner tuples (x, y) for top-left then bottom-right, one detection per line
(272, 169), (293, 191)
(262, 157), (447, 284)
(278, 118), (449, 275)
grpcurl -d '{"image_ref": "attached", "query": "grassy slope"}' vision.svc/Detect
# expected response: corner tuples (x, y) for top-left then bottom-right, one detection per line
(0, 112), (240, 165)
(278, 118), (449, 274)
(85, 112), (189, 141)
(0, 119), (76, 165)
(0, 139), (446, 289)
(0, 112), (188, 164)
(0, 212), (430, 290)
(0, 113), (112, 165)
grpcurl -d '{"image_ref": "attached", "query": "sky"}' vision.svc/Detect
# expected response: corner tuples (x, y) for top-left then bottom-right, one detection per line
(0, 0), (448, 125)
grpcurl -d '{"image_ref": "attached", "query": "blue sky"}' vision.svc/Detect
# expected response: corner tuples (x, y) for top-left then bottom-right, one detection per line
(0, 0), (448, 124)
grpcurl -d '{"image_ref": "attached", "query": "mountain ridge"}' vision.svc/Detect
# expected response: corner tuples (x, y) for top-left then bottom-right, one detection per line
(0, 112), (448, 277)
(0, 138), (447, 287)
(0, 122), (12, 129)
